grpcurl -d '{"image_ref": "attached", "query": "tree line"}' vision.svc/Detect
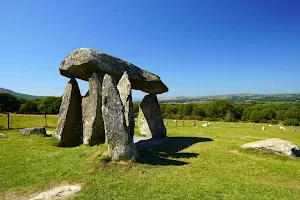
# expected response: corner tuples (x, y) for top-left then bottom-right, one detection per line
(155, 100), (300, 126)
(0, 93), (61, 114)
(1, 93), (299, 125)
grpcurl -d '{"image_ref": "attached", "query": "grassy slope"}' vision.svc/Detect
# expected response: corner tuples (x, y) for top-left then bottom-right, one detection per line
(1, 117), (300, 199)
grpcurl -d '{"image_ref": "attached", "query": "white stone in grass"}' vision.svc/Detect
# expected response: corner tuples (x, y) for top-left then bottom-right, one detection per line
(241, 138), (299, 158)
(29, 185), (81, 200)
(0, 133), (7, 138)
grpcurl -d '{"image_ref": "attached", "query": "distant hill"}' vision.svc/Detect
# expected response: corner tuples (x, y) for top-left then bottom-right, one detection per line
(0, 87), (45, 99)
(158, 93), (300, 103)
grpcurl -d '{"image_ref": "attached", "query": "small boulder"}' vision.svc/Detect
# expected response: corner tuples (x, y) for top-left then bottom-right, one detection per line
(29, 185), (82, 200)
(55, 78), (83, 147)
(102, 74), (138, 161)
(138, 94), (166, 138)
(19, 127), (46, 136)
(241, 138), (300, 158)
(0, 133), (7, 138)
(117, 71), (135, 137)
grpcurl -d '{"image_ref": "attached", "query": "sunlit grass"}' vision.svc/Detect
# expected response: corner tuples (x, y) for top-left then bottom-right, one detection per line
(1, 117), (300, 199)
(0, 114), (58, 129)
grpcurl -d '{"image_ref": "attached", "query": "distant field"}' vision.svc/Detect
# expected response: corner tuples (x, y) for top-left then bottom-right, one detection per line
(1, 117), (300, 199)
(0, 114), (58, 129)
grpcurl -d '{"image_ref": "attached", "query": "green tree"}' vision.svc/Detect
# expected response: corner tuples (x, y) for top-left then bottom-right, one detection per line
(249, 110), (264, 123)
(0, 93), (20, 112)
(283, 118), (299, 126)
(38, 96), (62, 114)
(183, 104), (193, 116)
(206, 100), (233, 119)
(19, 100), (39, 114)
(191, 104), (206, 117)
(285, 108), (300, 121)
(165, 104), (178, 115)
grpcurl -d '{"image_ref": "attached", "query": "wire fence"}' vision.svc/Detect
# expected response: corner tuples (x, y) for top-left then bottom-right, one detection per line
(0, 113), (58, 129)
(164, 119), (299, 132)
(0, 114), (298, 133)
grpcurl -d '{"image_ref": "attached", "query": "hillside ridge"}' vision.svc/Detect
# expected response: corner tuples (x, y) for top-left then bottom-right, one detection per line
(0, 87), (45, 99)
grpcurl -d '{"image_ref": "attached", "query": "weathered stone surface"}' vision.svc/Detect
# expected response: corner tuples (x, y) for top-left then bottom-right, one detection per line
(82, 73), (105, 146)
(46, 131), (54, 137)
(117, 71), (135, 137)
(102, 74), (138, 161)
(19, 127), (46, 136)
(59, 48), (168, 94)
(138, 94), (166, 138)
(241, 138), (300, 158)
(29, 185), (82, 200)
(55, 78), (83, 147)
(0, 133), (7, 138)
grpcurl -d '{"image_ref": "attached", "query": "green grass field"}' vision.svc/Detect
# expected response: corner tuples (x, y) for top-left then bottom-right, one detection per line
(1, 115), (300, 199)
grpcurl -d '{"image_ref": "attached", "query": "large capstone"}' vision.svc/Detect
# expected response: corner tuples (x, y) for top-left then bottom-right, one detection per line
(241, 138), (300, 158)
(101, 74), (138, 161)
(117, 71), (135, 137)
(59, 48), (168, 94)
(138, 94), (166, 138)
(55, 78), (83, 147)
(82, 73), (105, 146)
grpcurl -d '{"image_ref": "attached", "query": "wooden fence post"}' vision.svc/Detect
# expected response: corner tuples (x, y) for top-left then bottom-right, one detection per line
(182, 120), (185, 126)
(44, 114), (47, 127)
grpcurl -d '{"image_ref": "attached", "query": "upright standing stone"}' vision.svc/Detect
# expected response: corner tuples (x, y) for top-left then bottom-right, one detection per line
(117, 71), (135, 137)
(138, 94), (166, 138)
(82, 73), (105, 146)
(102, 74), (138, 161)
(55, 78), (83, 147)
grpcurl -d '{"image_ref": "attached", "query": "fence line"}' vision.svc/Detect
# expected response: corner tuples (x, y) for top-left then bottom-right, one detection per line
(0, 113), (57, 129)
(163, 119), (298, 132)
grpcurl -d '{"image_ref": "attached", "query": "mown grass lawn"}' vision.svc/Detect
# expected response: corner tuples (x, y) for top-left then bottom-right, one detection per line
(1, 117), (300, 199)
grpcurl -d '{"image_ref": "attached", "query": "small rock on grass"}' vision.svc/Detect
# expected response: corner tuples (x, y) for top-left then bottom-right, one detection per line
(0, 133), (7, 138)
(19, 127), (47, 136)
(29, 185), (82, 200)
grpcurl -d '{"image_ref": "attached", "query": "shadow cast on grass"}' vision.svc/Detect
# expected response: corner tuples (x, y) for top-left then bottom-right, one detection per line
(137, 137), (213, 166)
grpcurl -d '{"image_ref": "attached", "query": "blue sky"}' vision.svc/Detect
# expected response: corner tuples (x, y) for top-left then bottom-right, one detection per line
(0, 0), (299, 98)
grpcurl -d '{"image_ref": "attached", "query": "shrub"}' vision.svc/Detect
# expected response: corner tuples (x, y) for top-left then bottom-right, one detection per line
(283, 118), (299, 126)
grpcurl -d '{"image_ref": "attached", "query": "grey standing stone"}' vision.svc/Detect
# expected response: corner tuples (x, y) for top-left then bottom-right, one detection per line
(241, 138), (300, 158)
(59, 48), (168, 94)
(117, 71), (135, 137)
(19, 127), (46, 136)
(138, 94), (166, 138)
(102, 74), (138, 161)
(55, 78), (83, 147)
(82, 73), (105, 146)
